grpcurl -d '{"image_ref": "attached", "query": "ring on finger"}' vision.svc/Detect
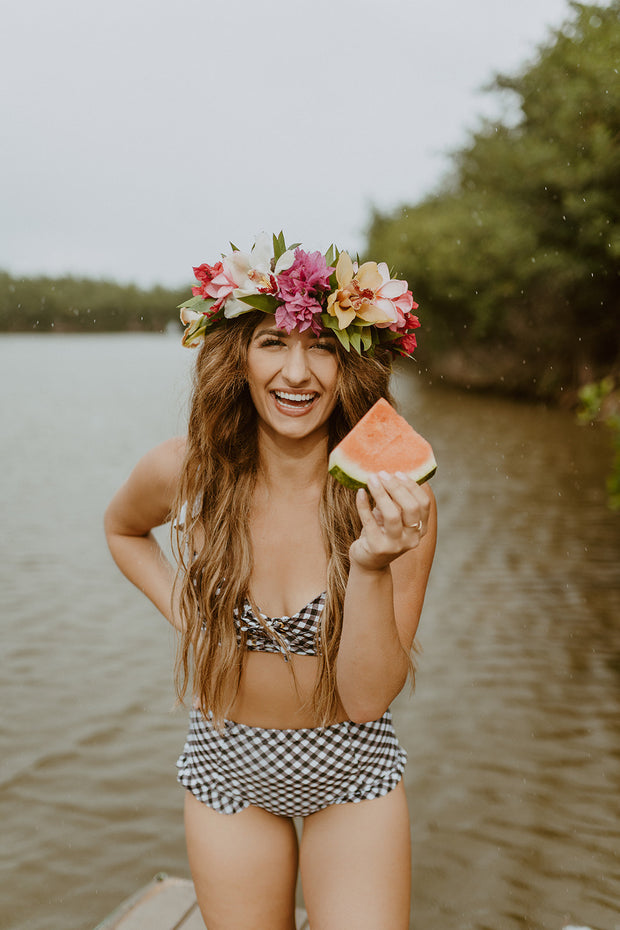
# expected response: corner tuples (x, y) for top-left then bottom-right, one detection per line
(405, 519), (423, 531)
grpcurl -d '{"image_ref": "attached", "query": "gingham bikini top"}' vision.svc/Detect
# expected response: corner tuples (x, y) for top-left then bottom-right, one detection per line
(235, 592), (326, 658)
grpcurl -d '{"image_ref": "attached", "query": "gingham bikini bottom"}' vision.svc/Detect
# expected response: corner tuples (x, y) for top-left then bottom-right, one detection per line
(176, 709), (407, 818)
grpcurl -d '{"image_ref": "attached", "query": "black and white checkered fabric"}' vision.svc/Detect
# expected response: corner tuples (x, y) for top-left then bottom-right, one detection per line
(235, 592), (325, 658)
(177, 709), (407, 817)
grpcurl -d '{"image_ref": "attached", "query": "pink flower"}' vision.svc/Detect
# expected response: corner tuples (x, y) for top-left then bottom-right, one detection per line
(390, 313), (420, 356)
(389, 309), (420, 334)
(369, 265), (415, 329)
(192, 261), (236, 309)
(278, 248), (333, 299)
(192, 262), (221, 297)
(275, 302), (324, 335)
(274, 249), (333, 333)
(394, 331), (418, 355)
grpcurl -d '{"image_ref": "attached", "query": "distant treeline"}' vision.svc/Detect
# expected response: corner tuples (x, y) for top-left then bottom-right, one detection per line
(365, 0), (620, 401)
(0, 271), (186, 334)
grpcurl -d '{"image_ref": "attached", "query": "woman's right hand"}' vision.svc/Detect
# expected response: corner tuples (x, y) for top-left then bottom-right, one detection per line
(349, 471), (431, 574)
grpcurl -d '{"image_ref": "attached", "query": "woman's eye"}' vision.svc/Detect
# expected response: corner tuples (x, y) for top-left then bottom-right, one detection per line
(313, 341), (336, 353)
(259, 338), (284, 348)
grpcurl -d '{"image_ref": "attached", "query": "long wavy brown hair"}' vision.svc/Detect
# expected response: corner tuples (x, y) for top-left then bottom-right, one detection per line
(173, 310), (402, 727)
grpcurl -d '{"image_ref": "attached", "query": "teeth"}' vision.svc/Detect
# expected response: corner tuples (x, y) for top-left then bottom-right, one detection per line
(274, 391), (315, 402)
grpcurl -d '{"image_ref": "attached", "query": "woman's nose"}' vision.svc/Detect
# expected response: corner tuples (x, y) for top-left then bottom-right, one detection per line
(281, 344), (310, 383)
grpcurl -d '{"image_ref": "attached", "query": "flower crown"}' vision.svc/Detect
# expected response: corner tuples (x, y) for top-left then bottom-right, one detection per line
(179, 232), (420, 357)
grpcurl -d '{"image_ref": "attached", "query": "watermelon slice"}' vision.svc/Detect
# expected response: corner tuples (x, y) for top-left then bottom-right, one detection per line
(328, 398), (436, 489)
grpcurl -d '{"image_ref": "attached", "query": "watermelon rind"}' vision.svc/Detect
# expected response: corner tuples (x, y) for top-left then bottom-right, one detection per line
(328, 457), (437, 490)
(328, 463), (367, 490)
(417, 463), (437, 485)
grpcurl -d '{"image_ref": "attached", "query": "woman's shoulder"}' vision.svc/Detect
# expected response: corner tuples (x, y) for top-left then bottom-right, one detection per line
(150, 435), (187, 469)
(125, 436), (187, 506)
(105, 437), (188, 535)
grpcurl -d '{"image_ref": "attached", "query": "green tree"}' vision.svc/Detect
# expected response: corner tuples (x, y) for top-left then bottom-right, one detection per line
(366, 1), (620, 398)
(0, 272), (186, 333)
(578, 377), (620, 508)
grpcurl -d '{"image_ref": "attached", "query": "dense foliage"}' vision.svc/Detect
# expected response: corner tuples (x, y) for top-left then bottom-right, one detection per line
(578, 376), (620, 509)
(0, 271), (185, 333)
(366, 1), (620, 400)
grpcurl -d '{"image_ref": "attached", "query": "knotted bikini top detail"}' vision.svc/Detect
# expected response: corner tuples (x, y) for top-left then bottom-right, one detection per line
(235, 592), (326, 658)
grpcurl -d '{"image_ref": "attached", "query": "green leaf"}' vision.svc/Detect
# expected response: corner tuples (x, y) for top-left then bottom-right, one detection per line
(320, 313), (342, 331)
(237, 293), (280, 314)
(334, 328), (351, 351)
(349, 329), (362, 354)
(379, 328), (401, 343)
(229, 241), (239, 252)
(272, 232), (286, 262)
(361, 328), (373, 352)
(324, 244), (336, 267)
(177, 295), (215, 311)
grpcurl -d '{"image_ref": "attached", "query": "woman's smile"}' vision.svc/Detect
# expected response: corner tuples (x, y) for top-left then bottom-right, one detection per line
(271, 389), (320, 415)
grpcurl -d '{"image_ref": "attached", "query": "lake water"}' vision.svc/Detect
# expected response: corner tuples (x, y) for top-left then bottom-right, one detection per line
(1, 334), (619, 930)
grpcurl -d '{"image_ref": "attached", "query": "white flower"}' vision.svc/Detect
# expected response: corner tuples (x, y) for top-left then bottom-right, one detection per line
(222, 232), (275, 318)
(179, 308), (209, 348)
(274, 250), (295, 273)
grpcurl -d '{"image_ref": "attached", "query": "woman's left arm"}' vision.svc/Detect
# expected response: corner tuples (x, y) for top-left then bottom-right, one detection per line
(336, 472), (437, 723)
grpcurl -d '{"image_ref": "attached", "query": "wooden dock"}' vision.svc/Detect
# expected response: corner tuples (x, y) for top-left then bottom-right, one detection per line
(94, 873), (310, 930)
(93, 873), (594, 930)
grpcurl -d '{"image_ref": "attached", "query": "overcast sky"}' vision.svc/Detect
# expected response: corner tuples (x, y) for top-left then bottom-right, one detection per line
(2, 0), (571, 288)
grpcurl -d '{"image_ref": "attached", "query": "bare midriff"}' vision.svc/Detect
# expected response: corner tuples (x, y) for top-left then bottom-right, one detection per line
(228, 652), (348, 729)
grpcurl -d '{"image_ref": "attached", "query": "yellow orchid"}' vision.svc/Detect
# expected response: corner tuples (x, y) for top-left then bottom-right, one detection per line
(325, 252), (398, 329)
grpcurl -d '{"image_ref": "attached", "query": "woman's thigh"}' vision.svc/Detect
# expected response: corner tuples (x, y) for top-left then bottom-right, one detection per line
(299, 780), (411, 930)
(184, 791), (299, 930)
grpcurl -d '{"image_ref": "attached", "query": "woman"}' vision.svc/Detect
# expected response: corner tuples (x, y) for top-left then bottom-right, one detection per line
(104, 234), (437, 930)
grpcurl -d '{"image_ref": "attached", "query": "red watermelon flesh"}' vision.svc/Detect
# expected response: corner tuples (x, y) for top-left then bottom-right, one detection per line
(328, 398), (436, 489)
